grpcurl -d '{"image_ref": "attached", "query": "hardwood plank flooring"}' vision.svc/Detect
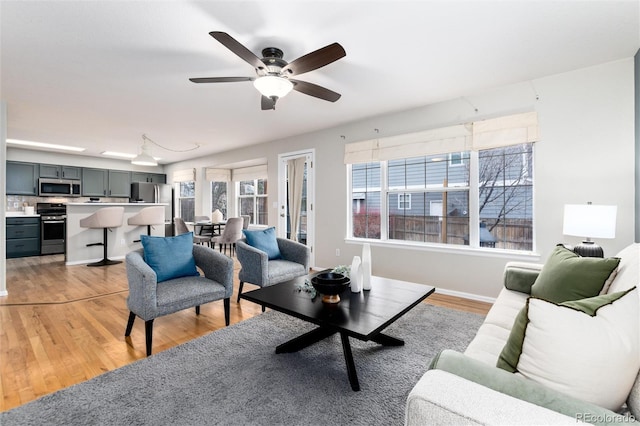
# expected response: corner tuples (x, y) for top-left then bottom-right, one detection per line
(1, 253), (491, 412)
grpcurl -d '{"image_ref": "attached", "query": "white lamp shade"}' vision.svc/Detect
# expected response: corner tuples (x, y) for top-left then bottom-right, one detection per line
(132, 141), (157, 166)
(563, 204), (617, 239)
(253, 76), (294, 98)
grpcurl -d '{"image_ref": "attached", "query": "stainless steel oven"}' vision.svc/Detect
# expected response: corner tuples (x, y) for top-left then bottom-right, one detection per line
(36, 203), (66, 255)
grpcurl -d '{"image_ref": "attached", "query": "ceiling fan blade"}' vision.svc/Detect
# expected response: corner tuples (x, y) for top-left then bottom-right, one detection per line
(261, 96), (276, 110)
(282, 43), (346, 76)
(209, 31), (267, 72)
(291, 79), (341, 102)
(189, 77), (253, 83)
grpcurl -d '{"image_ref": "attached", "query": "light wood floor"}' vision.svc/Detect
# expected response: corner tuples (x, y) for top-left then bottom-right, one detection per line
(0, 253), (491, 412)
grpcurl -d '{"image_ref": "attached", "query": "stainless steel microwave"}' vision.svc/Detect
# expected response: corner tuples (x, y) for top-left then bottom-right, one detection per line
(38, 178), (81, 197)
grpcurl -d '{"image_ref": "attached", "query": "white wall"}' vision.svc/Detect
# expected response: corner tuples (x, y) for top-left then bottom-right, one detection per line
(138, 59), (639, 299)
(635, 49), (640, 242)
(1, 102), (7, 296)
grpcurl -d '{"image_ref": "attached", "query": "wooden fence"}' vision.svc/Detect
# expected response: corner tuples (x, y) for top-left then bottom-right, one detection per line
(354, 214), (532, 251)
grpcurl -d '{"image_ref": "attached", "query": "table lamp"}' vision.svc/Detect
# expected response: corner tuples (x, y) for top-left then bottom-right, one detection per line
(562, 203), (617, 257)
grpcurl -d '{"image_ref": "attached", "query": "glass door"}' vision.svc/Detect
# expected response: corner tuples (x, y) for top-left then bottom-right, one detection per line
(278, 150), (315, 266)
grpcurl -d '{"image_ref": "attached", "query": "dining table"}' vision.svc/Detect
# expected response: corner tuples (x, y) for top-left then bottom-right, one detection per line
(194, 220), (226, 237)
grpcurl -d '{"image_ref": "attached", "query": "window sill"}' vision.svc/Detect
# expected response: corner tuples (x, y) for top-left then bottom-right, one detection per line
(344, 237), (541, 261)
(247, 224), (269, 230)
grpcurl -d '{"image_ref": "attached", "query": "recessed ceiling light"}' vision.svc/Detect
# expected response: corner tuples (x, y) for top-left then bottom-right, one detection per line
(101, 151), (136, 159)
(102, 151), (162, 162)
(7, 138), (86, 152)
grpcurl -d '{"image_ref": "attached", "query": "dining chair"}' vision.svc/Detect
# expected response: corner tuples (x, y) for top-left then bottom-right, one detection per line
(174, 217), (211, 246)
(211, 217), (244, 256)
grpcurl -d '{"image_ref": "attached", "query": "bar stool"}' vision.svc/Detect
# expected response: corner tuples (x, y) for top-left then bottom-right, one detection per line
(79, 207), (125, 267)
(127, 206), (165, 243)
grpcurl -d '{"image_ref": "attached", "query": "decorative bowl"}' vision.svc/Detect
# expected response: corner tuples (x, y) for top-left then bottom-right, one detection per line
(311, 272), (350, 303)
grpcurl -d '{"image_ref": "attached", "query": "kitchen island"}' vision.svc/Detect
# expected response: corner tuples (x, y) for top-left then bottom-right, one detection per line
(66, 202), (168, 265)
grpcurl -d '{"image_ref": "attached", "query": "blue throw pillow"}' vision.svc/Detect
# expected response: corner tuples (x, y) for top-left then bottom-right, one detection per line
(141, 233), (200, 282)
(243, 227), (282, 260)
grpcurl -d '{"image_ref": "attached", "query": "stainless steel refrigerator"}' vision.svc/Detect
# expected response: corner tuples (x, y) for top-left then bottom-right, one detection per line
(130, 182), (174, 236)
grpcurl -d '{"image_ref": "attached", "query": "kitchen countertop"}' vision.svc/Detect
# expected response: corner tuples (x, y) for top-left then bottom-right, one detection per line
(66, 202), (169, 265)
(66, 202), (168, 206)
(6, 212), (40, 217)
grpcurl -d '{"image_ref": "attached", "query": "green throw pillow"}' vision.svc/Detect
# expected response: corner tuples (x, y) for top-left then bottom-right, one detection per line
(530, 244), (619, 303)
(496, 287), (639, 411)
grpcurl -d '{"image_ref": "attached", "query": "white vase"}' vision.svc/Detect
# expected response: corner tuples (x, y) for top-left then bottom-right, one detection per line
(361, 243), (372, 291)
(350, 256), (362, 293)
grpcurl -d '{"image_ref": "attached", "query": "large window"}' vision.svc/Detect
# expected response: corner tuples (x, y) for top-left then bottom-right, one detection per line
(350, 143), (534, 251)
(177, 181), (195, 222)
(387, 153), (470, 245)
(211, 181), (228, 218)
(478, 144), (533, 250)
(238, 178), (268, 225)
(352, 163), (381, 239)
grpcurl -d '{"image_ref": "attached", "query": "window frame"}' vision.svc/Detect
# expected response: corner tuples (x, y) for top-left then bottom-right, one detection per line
(449, 152), (465, 166)
(397, 193), (412, 210)
(176, 180), (195, 223)
(237, 178), (268, 226)
(347, 144), (535, 255)
(210, 180), (228, 219)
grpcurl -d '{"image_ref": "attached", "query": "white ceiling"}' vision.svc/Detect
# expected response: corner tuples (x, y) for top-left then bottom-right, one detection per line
(1, 1), (638, 164)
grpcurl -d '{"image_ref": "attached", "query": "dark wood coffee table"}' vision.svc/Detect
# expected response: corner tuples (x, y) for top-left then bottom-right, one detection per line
(240, 273), (435, 391)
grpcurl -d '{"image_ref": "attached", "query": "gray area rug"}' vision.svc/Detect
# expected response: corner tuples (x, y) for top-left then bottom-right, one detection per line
(1, 303), (484, 425)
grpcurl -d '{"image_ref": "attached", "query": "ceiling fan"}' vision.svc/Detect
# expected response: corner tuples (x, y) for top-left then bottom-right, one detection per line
(189, 31), (346, 110)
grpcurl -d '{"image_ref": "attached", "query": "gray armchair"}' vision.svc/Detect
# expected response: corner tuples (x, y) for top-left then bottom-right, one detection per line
(236, 237), (310, 304)
(124, 244), (234, 356)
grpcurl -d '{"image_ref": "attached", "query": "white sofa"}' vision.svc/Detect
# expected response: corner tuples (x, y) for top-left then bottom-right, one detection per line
(406, 243), (640, 425)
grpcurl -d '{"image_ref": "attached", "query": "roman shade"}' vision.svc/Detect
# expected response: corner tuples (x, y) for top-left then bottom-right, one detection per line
(232, 165), (268, 182)
(205, 168), (231, 182)
(472, 111), (539, 151)
(344, 112), (539, 164)
(173, 168), (196, 182)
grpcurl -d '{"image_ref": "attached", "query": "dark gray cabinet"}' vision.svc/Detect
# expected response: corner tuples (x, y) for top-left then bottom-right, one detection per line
(131, 172), (166, 184)
(40, 164), (81, 180)
(6, 217), (40, 258)
(108, 170), (131, 197)
(6, 161), (38, 195)
(82, 168), (108, 196)
(81, 168), (130, 197)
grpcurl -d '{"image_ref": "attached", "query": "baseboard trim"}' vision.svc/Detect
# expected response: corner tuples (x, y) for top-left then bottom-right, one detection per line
(435, 287), (496, 304)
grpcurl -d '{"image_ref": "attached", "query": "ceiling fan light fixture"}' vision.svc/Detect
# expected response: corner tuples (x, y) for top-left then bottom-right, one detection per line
(253, 75), (293, 99)
(131, 139), (158, 166)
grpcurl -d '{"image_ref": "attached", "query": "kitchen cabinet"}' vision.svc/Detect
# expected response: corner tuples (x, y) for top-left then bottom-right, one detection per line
(6, 217), (40, 258)
(82, 168), (108, 196)
(81, 168), (130, 197)
(6, 161), (38, 195)
(108, 170), (131, 197)
(40, 164), (81, 180)
(131, 172), (166, 184)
